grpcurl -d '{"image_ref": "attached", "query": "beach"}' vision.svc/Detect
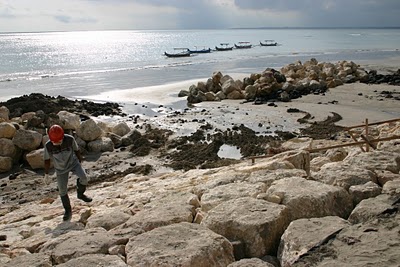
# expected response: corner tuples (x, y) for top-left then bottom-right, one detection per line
(1, 56), (400, 266)
(80, 59), (400, 138)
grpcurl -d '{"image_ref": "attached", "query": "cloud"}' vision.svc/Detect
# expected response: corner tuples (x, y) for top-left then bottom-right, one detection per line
(0, 2), (16, 18)
(0, 0), (399, 32)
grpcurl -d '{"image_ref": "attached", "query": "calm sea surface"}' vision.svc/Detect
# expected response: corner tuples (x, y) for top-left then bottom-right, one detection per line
(1, 28), (399, 107)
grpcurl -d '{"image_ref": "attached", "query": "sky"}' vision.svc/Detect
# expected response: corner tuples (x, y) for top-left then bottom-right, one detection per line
(0, 0), (399, 32)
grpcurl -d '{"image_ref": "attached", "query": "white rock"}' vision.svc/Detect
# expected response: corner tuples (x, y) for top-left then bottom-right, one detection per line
(26, 148), (47, 170)
(266, 177), (353, 221)
(12, 129), (42, 151)
(0, 122), (16, 139)
(202, 197), (289, 257)
(76, 119), (102, 142)
(126, 222), (235, 267)
(57, 111), (80, 130)
(0, 106), (10, 121)
(112, 122), (130, 137)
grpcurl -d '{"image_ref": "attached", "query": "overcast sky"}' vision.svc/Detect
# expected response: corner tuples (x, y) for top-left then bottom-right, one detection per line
(0, 0), (399, 32)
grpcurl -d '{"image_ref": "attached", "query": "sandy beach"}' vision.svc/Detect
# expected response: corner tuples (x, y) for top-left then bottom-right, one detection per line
(84, 60), (400, 137)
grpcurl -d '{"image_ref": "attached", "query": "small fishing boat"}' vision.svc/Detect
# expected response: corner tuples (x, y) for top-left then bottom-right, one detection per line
(260, 40), (278, 46)
(234, 42), (252, 49)
(188, 46), (211, 54)
(215, 43), (233, 51)
(164, 48), (191, 58)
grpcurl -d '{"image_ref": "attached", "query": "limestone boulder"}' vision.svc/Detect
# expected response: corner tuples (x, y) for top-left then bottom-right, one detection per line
(348, 194), (396, 224)
(325, 148), (348, 161)
(57, 111), (80, 130)
(216, 91), (226, 100)
(278, 216), (350, 267)
(0, 106), (9, 121)
(245, 85), (257, 100)
(39, 228), (125, 265)
(0, 138), (16, 158)
(349, 181), (382, 206)
(205, 91), (217, 101)
(56, 254), (128, 267)
(112, 122), (130, 137)
(344, 150), (400, 174)
(266, 177), (353, 221)
(126, 222), (234, 266)
(221, 78), (240, 96)
(96, 121), (112, 133)
(227, 90), (244, 100)
(228, 258), (275, 267)
(313, 162), (378, 190)
(300, 214), (400, 266)
(86, 209), (131, 230)
(20, 112), (36, 123)
(2, 253), (52, 267)
(382, 179), (400, 196)
(201, 181), (266, 212)
(26, 148), (46, 170)
(76, 119), (102, 142)
(269, 150), (310, 175)
(202, 197), (289, 257)
(310, 156), (331, 172)
(0, 156), (13, 173)
(0, 122), (16, 139)
(87, 137), (114, 152)
(247, 169), (307, 188)
(106, 132), (122, 148)
(178, 89), (189, 97)
(376, 170), (400, 186)
(112, 192), (197, 238)
(12, 129), (42, 151)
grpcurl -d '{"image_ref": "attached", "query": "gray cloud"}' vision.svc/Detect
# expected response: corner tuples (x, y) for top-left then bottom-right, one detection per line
(0, 4), (16, 18)
(54, 15), (71, 23)
(233, 0), (400, 27)
(0, 0), (399, 32)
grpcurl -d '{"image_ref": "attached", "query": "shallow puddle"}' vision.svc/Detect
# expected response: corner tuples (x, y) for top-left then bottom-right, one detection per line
(217, 144), (242, 160)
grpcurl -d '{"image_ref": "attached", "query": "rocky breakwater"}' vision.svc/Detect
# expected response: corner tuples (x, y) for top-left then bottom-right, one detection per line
(0, 94), (131, 173)
(1, 119), (399, 266)
(181, 58), (393, 104)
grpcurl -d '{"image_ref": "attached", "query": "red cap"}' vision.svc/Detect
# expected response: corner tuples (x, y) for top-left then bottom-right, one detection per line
(48, 125), (64, 143)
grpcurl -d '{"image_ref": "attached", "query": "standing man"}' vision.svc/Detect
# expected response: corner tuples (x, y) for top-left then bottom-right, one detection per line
(44, 124), (92, 221)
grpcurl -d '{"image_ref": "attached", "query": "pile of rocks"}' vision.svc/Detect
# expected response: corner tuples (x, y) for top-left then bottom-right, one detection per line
(0, 106), (138, 173)
(362, 68), (400, 85)
(181, 58), (370, 104)
(0, 122), (399, 266)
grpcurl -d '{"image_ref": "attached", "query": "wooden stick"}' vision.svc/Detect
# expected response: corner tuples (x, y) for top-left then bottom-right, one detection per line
(306, 135), (400, 153)
(347, 129), (366, 152)
(360, 134), (377, 150)
(344, 118), (400, 130)
(365, 118), (369, 152)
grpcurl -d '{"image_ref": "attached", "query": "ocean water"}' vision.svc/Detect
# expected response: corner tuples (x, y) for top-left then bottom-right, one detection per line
(1, 28), (400, 110)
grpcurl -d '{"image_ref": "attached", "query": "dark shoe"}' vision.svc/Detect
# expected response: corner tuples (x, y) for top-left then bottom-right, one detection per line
(60, 194), (72, 221)
(77, 180), (92, 203)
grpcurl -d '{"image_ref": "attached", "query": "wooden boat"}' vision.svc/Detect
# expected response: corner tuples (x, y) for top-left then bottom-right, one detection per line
(188, 46), (211, 54)
(164, 48), (191, 58)
(215, 43), (233, 51)
(260, 40), (278, 46)
(234, 42), (252, 49)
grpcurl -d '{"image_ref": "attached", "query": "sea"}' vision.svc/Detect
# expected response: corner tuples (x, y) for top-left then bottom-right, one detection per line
(1, 28), (400, 113)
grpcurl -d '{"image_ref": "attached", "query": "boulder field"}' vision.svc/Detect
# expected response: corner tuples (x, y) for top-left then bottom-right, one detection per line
(1, 119), (399, 266)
